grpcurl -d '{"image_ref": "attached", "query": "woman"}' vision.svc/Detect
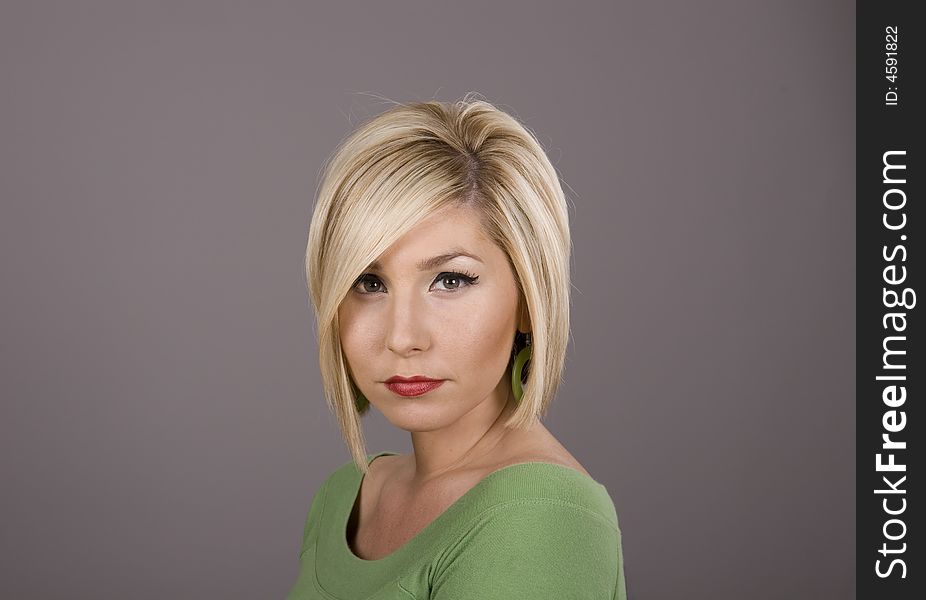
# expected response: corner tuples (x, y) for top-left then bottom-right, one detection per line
(287, 95), (627, 599)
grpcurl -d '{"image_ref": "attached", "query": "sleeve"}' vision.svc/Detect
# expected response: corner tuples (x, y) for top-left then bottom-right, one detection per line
(296, 476), (330, 558)
(431, 500), (627, 600)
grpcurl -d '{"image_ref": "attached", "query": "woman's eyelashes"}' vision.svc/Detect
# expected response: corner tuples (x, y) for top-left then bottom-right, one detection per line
(352, 271), (480, 295)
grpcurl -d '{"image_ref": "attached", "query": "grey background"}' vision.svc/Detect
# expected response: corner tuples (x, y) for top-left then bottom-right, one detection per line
(0, 1), (855, 598)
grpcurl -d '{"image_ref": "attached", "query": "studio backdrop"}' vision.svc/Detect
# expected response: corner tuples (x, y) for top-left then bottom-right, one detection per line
(0, 1), (854, 599)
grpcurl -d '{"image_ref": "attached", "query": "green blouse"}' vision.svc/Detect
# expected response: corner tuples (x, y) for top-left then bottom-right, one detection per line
(286, 451), (627, 599)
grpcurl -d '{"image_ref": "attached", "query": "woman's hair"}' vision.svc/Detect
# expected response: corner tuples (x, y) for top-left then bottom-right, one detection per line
(304, 93), (572, 473)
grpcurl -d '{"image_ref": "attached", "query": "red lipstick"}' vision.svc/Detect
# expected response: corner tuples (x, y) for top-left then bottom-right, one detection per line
(384, 375), (445, 397)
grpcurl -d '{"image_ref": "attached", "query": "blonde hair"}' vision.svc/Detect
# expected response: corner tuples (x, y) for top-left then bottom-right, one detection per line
(304, 94), (572, 474)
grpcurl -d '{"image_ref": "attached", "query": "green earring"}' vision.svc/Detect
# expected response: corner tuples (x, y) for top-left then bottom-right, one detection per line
(511, 333), (532, 403)
(354, 391), (369, 413)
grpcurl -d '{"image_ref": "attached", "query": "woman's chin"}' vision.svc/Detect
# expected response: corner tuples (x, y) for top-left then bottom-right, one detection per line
(375, 401), (467, 433)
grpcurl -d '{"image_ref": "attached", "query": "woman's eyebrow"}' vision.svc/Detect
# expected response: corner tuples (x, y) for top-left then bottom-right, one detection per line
(369, 249), (483, 272)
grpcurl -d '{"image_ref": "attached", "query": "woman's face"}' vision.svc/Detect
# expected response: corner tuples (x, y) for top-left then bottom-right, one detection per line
(338, 204), (528, 433)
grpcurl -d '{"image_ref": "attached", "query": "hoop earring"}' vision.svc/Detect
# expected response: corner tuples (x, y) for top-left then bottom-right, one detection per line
(511, 332), (532, 403)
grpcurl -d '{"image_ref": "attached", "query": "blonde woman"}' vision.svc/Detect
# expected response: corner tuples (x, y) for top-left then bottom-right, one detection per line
(287, 95), (627, 599)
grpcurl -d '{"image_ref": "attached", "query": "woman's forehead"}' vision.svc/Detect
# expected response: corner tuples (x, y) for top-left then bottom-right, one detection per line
(369, 206), (497, 268)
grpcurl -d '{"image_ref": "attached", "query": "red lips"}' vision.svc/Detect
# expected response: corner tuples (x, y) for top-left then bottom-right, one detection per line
(384, 375), (444, 397)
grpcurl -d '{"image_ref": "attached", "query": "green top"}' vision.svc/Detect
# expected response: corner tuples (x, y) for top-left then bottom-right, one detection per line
(286, 451), (627, 599)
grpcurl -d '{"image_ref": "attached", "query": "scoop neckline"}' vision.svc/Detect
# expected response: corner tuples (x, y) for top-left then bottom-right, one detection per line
(339, 450), (607, 565)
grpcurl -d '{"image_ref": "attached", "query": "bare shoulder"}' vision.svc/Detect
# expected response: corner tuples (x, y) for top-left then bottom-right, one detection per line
(485, 426), (593, 479)
(497, 447), (592, 479)
(367, 453), (405, 485)
(372, 427), (592, 487)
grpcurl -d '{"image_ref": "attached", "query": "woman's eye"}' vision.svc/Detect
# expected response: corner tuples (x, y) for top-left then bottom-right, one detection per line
(352, 272), (479, 295)
(433, 271), (479, 291)
(355, 274), (383, 294)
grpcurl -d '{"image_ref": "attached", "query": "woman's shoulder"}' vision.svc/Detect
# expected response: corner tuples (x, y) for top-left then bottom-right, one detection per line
(426, 446), (626, 597)
(474, 434), (621, 523)
(474, 454), (619, 527)
(431, 442), (621, 534)
(429, 459), (626, 598)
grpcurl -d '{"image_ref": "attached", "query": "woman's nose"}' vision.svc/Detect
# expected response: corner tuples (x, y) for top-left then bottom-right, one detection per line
(384, 292), (430, 356)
